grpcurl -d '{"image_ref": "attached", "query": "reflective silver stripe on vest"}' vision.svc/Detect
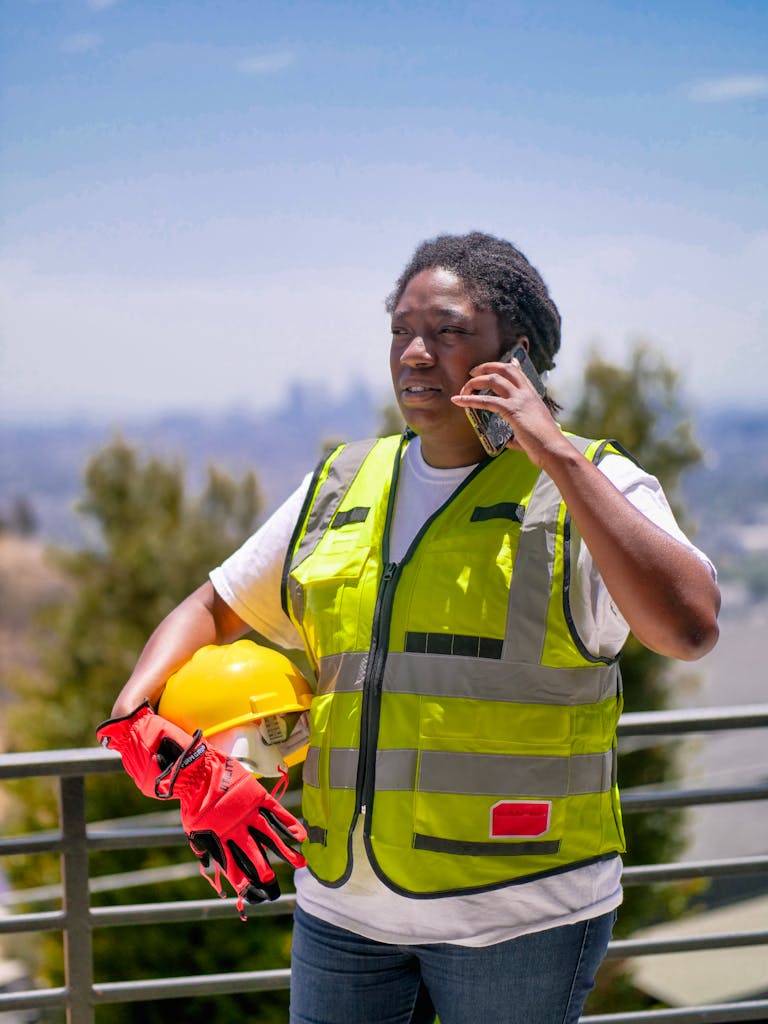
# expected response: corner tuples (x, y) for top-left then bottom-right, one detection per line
(503, 436), (593, 663)
(303, 747), (415, 790)
(418, 749), (614, 797)
(316, 651), (619, 706)
(316, 651), (367, 695)
(303, 745), (321, 786)
(303, 745), (613, 796)
(384, 653), (618, 706)
(290, 439), (379, 571)
(303, 747), (356, 789)
(329, 748), (359, 789)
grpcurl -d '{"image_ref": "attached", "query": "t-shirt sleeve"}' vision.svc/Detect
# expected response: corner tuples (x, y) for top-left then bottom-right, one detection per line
(209, 474), (312, 651)
(570, 453), (717, 659)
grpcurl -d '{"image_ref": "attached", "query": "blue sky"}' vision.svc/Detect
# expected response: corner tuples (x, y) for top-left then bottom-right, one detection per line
(1, 0), (766, 422)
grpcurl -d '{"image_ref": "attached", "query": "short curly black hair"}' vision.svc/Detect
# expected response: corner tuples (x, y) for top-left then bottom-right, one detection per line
(385, 231), (561, 373)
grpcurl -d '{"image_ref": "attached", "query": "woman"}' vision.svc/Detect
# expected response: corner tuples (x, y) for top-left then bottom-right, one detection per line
(102, 231), (720, 1023)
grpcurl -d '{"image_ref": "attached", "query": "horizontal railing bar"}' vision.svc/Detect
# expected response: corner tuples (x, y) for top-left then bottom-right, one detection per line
(0, 831), (63, 856)
(0, 898), (289, 935)
(87, 825), (187, 851)
(581, 998), (768, 1023)
(0, 825), (186, 857)
(4, 854), (766, 912)
(0, 908), (66, 934)
(606, 928), (768, 957)
(3, 795), (765, 859)
(617, 704), (768, 736)
(0, 986), (68, 1012)
(0, 703), (764, 780)
(93, 968), (292, 1003)
(1, 862), (202, 906)
(3, 980), (766, 1021)
(622, 854), (768, 883)
(621, 782), (768, 811)
(90, 892), (296, 927)
(0, 746), (123, 779)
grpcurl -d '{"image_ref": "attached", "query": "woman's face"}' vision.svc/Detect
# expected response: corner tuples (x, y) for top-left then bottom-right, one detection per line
(389, 267), (503, 468)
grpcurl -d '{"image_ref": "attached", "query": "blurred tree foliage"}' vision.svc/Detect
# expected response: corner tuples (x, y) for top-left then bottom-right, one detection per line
(6, 438), (296, 1023)
(564, 342), (701, 522)
(562, 343), (707, 1014)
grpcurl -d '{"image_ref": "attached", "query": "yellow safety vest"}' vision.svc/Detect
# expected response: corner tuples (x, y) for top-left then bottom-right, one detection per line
(282, 431), (628, 897)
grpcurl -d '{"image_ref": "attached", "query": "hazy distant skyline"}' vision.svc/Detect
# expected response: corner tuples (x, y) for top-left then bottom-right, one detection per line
(1, 0), (766, 422)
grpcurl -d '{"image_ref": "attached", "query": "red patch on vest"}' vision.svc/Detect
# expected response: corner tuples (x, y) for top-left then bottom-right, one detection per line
(490, 800), (552, 838)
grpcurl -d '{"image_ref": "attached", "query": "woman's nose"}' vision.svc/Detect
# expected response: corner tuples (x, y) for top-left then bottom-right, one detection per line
(400, 335), (435, 365)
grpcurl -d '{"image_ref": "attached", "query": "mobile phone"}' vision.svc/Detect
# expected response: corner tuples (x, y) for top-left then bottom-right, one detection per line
(464, 344), (546, 457)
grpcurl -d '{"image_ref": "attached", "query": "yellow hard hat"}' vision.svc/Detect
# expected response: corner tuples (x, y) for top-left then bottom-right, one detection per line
(159, 640), (313, 775)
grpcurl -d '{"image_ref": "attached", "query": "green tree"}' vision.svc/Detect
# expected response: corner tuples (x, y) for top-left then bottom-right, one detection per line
(564, 342), (701, 520)
(563, 343), (706, 1013)
(6, 438), (295, 1024)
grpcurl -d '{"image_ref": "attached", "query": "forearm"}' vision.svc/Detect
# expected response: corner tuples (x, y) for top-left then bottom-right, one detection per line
(540, 439), (720, 661)
(111, 580), (249, 717)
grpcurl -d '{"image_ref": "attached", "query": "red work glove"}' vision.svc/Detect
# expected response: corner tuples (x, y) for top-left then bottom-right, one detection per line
(97, 701), (307, 914)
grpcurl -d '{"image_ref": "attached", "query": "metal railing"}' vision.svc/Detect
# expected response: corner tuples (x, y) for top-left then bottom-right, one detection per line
(1, 704), (767, 1023)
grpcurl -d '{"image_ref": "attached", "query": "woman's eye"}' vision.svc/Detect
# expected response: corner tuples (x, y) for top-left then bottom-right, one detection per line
(439, 326), (466, 339)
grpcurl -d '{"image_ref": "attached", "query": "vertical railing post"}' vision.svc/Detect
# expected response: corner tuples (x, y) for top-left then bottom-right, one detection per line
(59, 775), (95, 1024)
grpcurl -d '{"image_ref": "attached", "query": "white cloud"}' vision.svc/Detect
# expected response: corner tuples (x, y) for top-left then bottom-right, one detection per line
(61, 32), (101, 53)
(236, 51), (295, 75)
(546, 231), (768, 410)
(87, 0), (120, 10)
(688, 75), (768, 102)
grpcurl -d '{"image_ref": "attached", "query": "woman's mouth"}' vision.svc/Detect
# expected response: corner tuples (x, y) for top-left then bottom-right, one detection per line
(400, 385), (442, 405)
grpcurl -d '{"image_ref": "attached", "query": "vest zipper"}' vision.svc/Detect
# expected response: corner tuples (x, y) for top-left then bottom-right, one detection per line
(353, 433), (412, 822)
(355, 559), (400, 817)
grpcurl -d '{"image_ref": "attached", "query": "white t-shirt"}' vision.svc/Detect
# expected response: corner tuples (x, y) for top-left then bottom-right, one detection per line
(210, 436), (714, 947)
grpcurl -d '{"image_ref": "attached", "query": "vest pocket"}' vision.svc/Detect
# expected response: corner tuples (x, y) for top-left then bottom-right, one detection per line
(411, 790), (564, 855)
(292, 547), (370, 658)
(417, 697), (573, 752)
(410, 699), (573, 858)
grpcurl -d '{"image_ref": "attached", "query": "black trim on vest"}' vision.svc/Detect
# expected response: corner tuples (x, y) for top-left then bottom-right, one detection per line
(331, 506), (370, 528)
(561, 514), (618, 667)
(471, 502), (526, 524)
(413, 834), (561, 857)
(594, 437), (643, 470)
(405, 631), (503, 659)
(559, 437), (635, 668)
(306, 824), (328, 846)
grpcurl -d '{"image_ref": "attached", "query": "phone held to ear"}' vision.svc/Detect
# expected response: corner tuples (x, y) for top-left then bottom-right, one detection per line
(464, 344), (546, 457)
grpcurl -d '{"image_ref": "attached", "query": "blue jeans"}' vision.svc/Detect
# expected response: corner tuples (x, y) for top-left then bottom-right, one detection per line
(289, 905), (616, 1024)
